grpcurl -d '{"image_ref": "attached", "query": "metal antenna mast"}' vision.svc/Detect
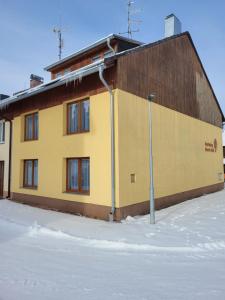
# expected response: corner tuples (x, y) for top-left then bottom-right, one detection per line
(120, 0), (141, 38)
(53, 27), (64, 60)
(127, 0), (132, 38)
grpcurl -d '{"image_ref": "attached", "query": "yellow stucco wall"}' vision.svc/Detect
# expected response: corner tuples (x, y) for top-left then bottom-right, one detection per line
(12, 91), (116, 207)
(117, 89), (224, 207)
(0, 121), (10, 193)
(11, 88), (223, 209)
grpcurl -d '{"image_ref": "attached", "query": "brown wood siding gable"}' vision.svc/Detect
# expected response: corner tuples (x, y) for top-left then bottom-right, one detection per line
(116, 33), (223, 128)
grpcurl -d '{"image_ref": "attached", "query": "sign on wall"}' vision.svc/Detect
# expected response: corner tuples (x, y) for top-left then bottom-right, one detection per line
(205, 139), (217, 153)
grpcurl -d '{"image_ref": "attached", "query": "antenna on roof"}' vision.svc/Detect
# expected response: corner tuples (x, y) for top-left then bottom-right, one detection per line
(53, 27), (64, 60)
(120, 0), (142, 38)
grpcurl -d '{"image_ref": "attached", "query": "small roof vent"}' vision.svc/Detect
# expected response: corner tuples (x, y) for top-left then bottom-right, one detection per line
(165, 14), (182, 38)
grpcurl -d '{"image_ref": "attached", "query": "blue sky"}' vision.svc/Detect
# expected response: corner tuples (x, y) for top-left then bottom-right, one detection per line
(0, 0), (224, 114)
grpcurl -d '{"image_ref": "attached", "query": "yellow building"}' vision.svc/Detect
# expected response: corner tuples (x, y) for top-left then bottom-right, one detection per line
(0, 26), (224, 220)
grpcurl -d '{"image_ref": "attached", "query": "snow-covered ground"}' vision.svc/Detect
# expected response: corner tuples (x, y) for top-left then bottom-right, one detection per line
(0, 188), (225, 300)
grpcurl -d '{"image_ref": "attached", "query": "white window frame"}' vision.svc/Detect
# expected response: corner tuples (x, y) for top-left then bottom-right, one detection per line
(0, 121), (5, 144)
(55, 72), (63, 78)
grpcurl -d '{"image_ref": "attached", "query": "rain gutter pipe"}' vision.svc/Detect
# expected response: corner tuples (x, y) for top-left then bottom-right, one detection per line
(99, 65), (115, 221)
(107, 38), (116, 55)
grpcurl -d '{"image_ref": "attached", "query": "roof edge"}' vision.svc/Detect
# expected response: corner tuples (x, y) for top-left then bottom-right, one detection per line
(44, 34), (143, 72)
(0, 60), (107, 109)
(185, 32), (225, 122)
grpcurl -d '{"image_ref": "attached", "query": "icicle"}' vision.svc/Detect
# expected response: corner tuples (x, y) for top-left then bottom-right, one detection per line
(78, 74), (83, 83)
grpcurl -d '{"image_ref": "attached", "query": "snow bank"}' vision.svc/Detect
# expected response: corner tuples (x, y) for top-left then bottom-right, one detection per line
(0, 188), (225, 300)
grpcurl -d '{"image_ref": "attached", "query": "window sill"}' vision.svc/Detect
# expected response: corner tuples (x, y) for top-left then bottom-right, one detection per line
(0, 141), (5, 144)
(23, 139), (38, 142)
(22, 186), (38, 190)
(65, 130), (90, 136)
(64, 191), (90, 196)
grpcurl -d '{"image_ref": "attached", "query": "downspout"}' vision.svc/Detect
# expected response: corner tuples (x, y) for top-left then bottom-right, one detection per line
(7, 119), (12, 199)
(107, 38), (116, 55)
(0, 116), (12, 199)
(99, 66), (115, 221)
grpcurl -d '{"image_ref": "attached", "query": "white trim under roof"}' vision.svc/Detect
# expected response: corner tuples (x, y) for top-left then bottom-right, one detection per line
(0, 60), (106, 109)
(44, 34), (142, 71)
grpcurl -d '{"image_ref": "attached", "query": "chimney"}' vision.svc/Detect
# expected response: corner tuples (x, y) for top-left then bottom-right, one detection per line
(0, 94), (9, 101)
(30, 74), (44, 88)
(165, 14), (182, 38)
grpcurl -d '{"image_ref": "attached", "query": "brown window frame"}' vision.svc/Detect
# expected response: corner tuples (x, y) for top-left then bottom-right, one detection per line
(24, 112), (39, 141)
(66, 157), (90, 194)
(67, 99), (90, 135)
(23, 159), (38, 189)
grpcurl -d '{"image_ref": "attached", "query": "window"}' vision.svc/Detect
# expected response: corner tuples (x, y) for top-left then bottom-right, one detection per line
(67, 158), (90, 194)
(23, 159), (38, 188)
(64, 68), (71, 75)
(55, 72), (63, 78)
(24, 112), (38, 141)
(0, 121), (5, 143)
(67, 99), (90, 134)
(56, 69), (71, 78)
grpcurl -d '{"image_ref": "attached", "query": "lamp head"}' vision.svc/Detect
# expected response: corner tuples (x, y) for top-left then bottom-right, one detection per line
(147, 93), (156, 102)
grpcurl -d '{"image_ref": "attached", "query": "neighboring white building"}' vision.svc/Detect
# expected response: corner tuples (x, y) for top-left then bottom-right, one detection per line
(0, 94), (10, 198)
(223, 131), (225, 180)
(0, 120), (10, 198)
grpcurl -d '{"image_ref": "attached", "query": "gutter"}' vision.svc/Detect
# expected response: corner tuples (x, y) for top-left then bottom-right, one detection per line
(0, 60), (106, 109)
(7, 119), (12, 199)
(99, 65), (115, 221)
(107, 38), (116, 55)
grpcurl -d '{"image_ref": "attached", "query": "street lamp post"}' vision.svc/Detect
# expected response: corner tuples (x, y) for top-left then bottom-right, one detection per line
(147, 94), (155, 224)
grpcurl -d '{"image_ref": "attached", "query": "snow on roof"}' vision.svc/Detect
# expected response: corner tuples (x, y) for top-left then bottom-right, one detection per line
(0, 59), (106, 109)
(44, 34), (143, 71)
